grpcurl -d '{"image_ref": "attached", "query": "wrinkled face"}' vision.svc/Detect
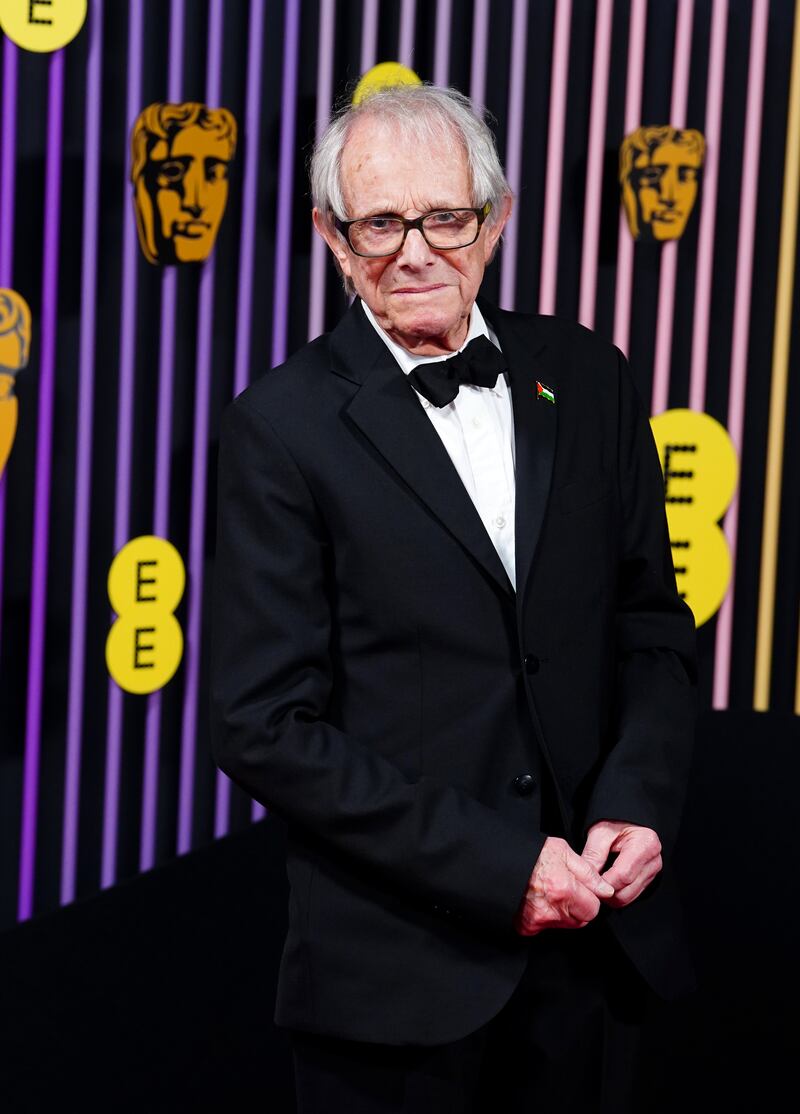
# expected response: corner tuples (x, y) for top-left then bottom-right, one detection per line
(626, 142), (702, 241)
(135, 124), (232, 263)
(314, 118), (511, 355)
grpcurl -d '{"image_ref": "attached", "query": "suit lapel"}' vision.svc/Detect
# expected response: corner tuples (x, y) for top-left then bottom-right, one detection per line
(478, 298), (558, 611)
(332, 300), (515, 599)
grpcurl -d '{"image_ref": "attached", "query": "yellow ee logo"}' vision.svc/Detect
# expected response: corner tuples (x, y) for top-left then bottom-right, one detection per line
(650, 409), (738, 628)
(0, 0), (88, 53)
(352, 62), (422, 105)
(105, 536), (185, 694)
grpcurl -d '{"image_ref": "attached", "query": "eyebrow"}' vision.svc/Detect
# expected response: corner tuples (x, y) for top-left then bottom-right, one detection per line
(354, 201), (469, 218)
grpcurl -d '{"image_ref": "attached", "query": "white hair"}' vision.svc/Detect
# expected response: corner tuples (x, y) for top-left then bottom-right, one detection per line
(308, 84), (512, 293)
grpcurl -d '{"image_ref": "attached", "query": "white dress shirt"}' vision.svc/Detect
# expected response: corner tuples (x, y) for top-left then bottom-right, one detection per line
(360, 299), (517, 590)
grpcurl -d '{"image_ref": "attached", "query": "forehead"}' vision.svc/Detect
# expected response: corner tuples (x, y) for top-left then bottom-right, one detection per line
(340, 117), (472, 214)
(634, 142), (702, 169)
(150, 126), (232, 161)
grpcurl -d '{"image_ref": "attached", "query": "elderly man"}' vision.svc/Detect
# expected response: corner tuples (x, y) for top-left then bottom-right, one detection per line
(210, 84), (696, 1113)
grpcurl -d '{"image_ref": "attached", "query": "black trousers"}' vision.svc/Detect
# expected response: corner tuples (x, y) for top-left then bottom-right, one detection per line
(290, 922), (651, 1114)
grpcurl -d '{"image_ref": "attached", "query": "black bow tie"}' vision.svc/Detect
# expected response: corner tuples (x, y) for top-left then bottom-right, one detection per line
(406, 335), (507, 408)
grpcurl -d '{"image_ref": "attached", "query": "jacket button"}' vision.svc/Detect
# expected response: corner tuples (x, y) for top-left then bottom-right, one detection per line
(513, 774), (536, 796)
(523, 654), (540, 674)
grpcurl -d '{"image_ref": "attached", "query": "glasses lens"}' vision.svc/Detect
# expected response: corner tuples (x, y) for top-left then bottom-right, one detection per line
(422, 210), (480, 248)
(349, 217), (405, 256)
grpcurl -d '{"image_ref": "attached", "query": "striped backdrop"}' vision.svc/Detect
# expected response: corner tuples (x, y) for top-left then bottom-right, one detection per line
(0, 0), (798, 929)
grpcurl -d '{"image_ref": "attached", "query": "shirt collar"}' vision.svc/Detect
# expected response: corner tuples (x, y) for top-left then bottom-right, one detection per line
(359, 298), (504, 393)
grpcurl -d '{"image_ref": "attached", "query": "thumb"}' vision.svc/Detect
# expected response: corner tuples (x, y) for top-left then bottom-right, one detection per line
(581, 825), (615, 870)
(569, 847), (615, 898)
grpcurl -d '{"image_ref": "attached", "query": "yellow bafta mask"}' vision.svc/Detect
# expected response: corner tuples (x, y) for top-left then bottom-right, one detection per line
(620, 126), (706, 242)
(0, 287), (32, 480)
(131, 102), (238, 265)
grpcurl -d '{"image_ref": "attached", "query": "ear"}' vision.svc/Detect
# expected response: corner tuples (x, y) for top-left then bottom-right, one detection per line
(312, 208), (353, 280)
(482, 195), (513, 264)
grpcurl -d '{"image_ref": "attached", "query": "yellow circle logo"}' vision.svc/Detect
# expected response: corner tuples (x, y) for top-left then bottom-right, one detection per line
(352, 62), (422, 105)
(105, 536), (185, 694)
(650, 409), (738, 628)
(0, 0), (88, 52)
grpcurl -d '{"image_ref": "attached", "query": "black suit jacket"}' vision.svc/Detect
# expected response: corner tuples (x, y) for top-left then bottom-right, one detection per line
(209, 296), (697, 1046)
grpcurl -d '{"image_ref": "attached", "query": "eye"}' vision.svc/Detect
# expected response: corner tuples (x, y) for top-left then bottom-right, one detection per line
(158, 160), (187, 183)
(365, 217), (398, 231)
(206, 159), (229, 182)
(429, 210), (466, 224)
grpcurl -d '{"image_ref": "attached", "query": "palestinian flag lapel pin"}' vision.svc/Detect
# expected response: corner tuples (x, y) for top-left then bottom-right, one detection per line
(536, 381), (555, 404)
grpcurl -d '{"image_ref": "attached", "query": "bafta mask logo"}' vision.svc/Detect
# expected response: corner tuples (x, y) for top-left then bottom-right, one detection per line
(620, 126), (706, 242)
(0, 288), (32, 481)
(131, 102), (238, 265)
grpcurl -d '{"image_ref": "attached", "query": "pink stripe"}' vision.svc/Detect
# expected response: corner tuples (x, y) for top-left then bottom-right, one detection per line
(499, 0), (530, 309)
(398, 0), (416, 67)
(712, 0), (769, 709)
(578, 0), (614, 328)
(613, 0), (648, 356)
(650, 0), (695, 415)
(539, 0), (572, 315)
(360, 0), (378, 73)
(469, 0), (490, 112)
(688, 0), (728, 411)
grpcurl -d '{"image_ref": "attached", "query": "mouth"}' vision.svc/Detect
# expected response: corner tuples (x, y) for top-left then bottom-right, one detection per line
(174, 221), (211, 237)
(391, 284), (449, 295)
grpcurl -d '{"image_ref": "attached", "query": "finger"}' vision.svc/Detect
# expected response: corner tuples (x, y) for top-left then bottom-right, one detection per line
(601, 849), (661, 892)
(580, 827), (615, 871)
(567, 848), (615, 898)
(603, 871), (657, 909)
(602, 857), (663, 906)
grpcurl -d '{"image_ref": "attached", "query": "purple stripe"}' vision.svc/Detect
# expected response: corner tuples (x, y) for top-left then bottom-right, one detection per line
(398, 0), (416, 67)
(307, 0), (336, 343)
(499, 0), (529, 310)
(101, 0), (144, 890)
(18, 51), (66, 922)
(360, 0), (378, 74)
(215, 0), (267, 835)
(140, 0), (186, 874)
(61, 0), (104, 907)
(433, 0), (452, 86)
(177, 0), (225, 855)
(270, 0), (301, 368)
(0, 38), (17, 285)
(469, 0), (490, 112)
(0, 37), (19, 673)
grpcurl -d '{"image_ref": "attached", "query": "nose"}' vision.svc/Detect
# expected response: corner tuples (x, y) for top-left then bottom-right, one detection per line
(182, 165), (205, 218)
(396, 227), (435, 267)
(660, 166), (677, 206)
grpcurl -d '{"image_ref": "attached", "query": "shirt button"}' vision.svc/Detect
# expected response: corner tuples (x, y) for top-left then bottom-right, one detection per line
(421, 399), (431, 408)
(494, 515), (506, 528)
(472, 416), (481, 428)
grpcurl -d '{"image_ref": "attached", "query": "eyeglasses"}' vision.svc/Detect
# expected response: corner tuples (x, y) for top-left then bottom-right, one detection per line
(335, 202), (492, 258)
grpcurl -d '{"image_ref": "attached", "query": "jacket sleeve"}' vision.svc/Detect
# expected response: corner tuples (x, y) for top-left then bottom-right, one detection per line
(583, 351), (698, 859)
(209, 396), (543, 934)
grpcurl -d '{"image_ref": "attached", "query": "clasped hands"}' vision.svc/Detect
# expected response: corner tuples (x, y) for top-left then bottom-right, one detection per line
(513, 820), (663, 936)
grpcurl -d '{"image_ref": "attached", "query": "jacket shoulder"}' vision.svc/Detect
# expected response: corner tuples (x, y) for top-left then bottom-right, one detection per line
(227, 333), (334, 423)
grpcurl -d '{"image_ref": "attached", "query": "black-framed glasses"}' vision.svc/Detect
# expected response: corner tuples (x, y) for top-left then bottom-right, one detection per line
(335, 202), (492, 258)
